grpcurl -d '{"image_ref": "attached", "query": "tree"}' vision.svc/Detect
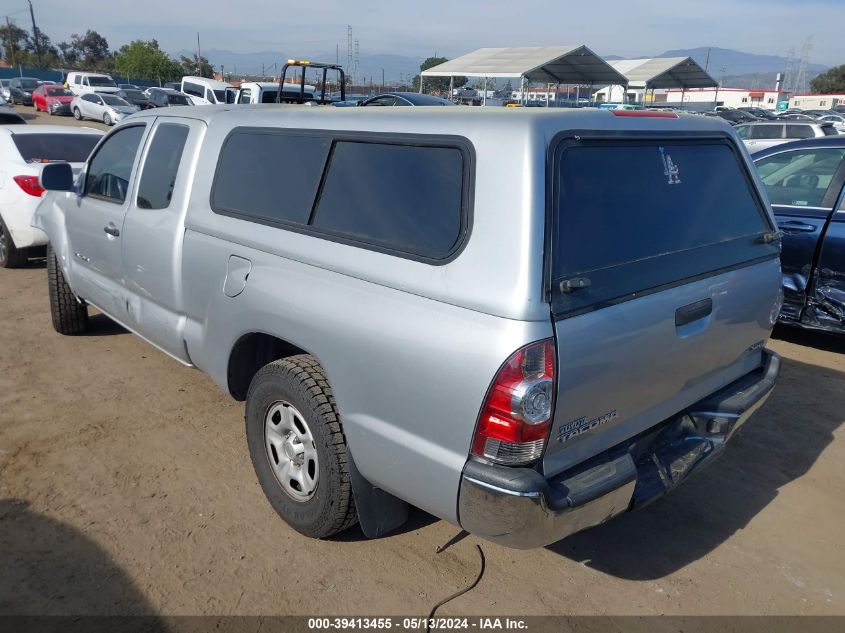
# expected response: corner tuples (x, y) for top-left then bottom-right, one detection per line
(115, 40), (182, 83)
(411, 56), (466, 94)
(180, 53), (214, 78)
(810, 65), (845, 94)
(1, 22), (30, 66)
(68, 30), (113, 70)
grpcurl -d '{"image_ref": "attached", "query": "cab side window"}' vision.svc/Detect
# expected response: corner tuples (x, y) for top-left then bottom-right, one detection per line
(238, 89), (251, 104)
(136, 124), (189, 210)
(84, 125), (146, 204)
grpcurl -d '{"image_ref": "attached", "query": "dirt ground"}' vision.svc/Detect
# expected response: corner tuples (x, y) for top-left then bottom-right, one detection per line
(1, 109), (844, 618)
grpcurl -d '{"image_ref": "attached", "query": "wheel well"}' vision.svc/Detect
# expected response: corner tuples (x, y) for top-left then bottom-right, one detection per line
(227, 333), (307, 401)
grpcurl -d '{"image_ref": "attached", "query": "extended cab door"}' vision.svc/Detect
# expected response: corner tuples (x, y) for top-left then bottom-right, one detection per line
(65, 123), (149, 317)
(120, 118), (205, 362)
(754, 145), (845, 321)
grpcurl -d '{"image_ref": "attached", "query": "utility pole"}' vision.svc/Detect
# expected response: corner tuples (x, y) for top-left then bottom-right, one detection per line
(704, 47), (711, 72)
(5, 16), (17, 66)
(381, 68), (384, 91)
(196, 32), (202, 76)
(27, 1), (41, 66)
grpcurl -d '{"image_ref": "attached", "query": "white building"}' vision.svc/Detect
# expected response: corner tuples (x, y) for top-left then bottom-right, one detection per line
(789, 94), (845, 109)
(655, 88), (787, 110)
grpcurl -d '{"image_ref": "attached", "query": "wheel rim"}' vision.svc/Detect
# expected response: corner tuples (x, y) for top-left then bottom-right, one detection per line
(264, 401), (319, 501)
(0, 224), (8, 265)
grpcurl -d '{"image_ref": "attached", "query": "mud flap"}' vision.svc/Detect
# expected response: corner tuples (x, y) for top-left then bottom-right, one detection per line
(348, 453), (410, 538)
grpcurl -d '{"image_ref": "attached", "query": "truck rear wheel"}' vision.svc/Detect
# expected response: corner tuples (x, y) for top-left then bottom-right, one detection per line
(47, 243), (88, 334)
(245, 355), (357, 538)
(0, 218), (29, 268)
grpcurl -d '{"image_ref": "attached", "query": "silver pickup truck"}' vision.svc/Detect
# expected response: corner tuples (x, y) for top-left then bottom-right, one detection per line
(34, 106), (783, 548)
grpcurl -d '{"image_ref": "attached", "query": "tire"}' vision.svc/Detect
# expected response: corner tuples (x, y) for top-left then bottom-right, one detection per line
(0, 217), (28, 268)
(47, 243), (88, 335)
(73, 107), (81, 120)
(103, 112), (111, 126)
(245, 355), (357, 538)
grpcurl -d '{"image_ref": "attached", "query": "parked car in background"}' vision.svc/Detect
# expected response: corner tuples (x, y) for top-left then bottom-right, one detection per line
(358, 92), (454, 106)
(0, 125), (102, 267)
(735, 121), (839, 151)
(71, 93), (140, 125)
(236, 81), (315, 104)
(737, 107), (777, 120)
(32, 85), (75, 116)
(752, 137), (845, 335)
(9, 77), (41, 105)
(118, 83), (141, 91)
(162, 82), (181, 91)
(34, 107), (781, 548)
(66, 71), (120, 96)
(776, 113), (819, 122)
(817, 114), (845, 133)
(0, 111), (26, 125)
(715, 109), (760, 125)
(145, 88), (193, 107)
(117, 88), (156, 110)
(180, 76), (236, 104)
(0, 79), (10, 101)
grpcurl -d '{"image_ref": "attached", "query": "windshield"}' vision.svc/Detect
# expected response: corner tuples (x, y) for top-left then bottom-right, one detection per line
(46, 87), (73, 97)
(89, 76), (116, 87)
(121, 90), (145, 99)
(168, 94), (191, 105)
(102, 95), (130, 106)
(20, 79), (39, 90)
(12, 134), (101, 163)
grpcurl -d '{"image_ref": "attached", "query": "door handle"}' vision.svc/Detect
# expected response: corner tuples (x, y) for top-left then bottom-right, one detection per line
(675, 298), (713, 327)
(777, 221), (816, 233)
(103, 223), (120, 237)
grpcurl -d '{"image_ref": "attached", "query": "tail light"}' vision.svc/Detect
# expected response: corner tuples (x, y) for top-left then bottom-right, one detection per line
(14, 175), (45, 197)
(471, 338), (556, 466)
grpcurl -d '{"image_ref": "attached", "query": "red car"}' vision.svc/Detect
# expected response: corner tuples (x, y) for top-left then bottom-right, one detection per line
(32, 85), (75, 116)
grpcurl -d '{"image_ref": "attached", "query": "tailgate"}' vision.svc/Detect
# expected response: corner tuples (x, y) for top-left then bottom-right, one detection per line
(544, 136), (781, 476)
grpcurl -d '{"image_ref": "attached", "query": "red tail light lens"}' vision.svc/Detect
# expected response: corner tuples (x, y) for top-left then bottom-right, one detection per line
(14, 175), (45, 197)
(472, 338), (556, 466)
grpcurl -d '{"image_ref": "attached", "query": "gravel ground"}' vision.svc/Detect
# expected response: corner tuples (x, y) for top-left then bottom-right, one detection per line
(0, 109), (843, 618)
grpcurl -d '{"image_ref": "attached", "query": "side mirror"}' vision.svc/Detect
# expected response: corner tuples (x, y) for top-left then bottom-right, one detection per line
(39, 162), (75, 192)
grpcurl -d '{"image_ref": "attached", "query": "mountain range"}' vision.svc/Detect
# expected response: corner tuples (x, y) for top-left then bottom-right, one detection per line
(183, 46), (829, 88)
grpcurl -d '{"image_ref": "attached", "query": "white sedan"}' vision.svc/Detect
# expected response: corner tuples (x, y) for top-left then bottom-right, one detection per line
(71, 92), (140, 125)
(0, 125), (103, 267)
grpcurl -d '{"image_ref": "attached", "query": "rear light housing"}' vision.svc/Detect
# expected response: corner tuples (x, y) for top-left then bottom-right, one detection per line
(471, 338), (556, 466)
(14, 175), (45, 197)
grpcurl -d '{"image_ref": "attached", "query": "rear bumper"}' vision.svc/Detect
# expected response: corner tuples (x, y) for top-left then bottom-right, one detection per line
(457, 350), (780, 549)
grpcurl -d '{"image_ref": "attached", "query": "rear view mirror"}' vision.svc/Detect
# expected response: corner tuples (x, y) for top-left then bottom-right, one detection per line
(39, 162), (74, 192)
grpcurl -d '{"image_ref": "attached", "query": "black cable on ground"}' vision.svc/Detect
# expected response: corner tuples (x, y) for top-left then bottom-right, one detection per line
(426, 543), (486, 633)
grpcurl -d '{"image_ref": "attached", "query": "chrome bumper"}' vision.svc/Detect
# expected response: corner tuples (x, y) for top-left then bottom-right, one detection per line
(458, 350), (780, 549)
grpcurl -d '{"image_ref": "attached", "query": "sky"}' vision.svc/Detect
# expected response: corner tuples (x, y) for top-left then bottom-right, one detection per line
(11, 0), (844, 66)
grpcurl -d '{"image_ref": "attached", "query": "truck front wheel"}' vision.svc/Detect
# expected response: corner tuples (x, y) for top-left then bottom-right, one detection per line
(245, 355), (358, 538)
(47, 243), (88, 334)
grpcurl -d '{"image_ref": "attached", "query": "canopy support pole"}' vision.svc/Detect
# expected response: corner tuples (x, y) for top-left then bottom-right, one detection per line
(576, 84), (580, 108)
(419, 75), (424, 94)
(520, 76), (526, 105)
(483, 77), (487, 106)
(681, 88), (686, 110)
(449, 75), (454, 101)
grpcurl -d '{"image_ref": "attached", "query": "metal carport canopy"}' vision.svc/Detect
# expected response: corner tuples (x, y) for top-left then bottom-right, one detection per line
(420, 46), (628, 85)
(608, 57), (717, 89)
